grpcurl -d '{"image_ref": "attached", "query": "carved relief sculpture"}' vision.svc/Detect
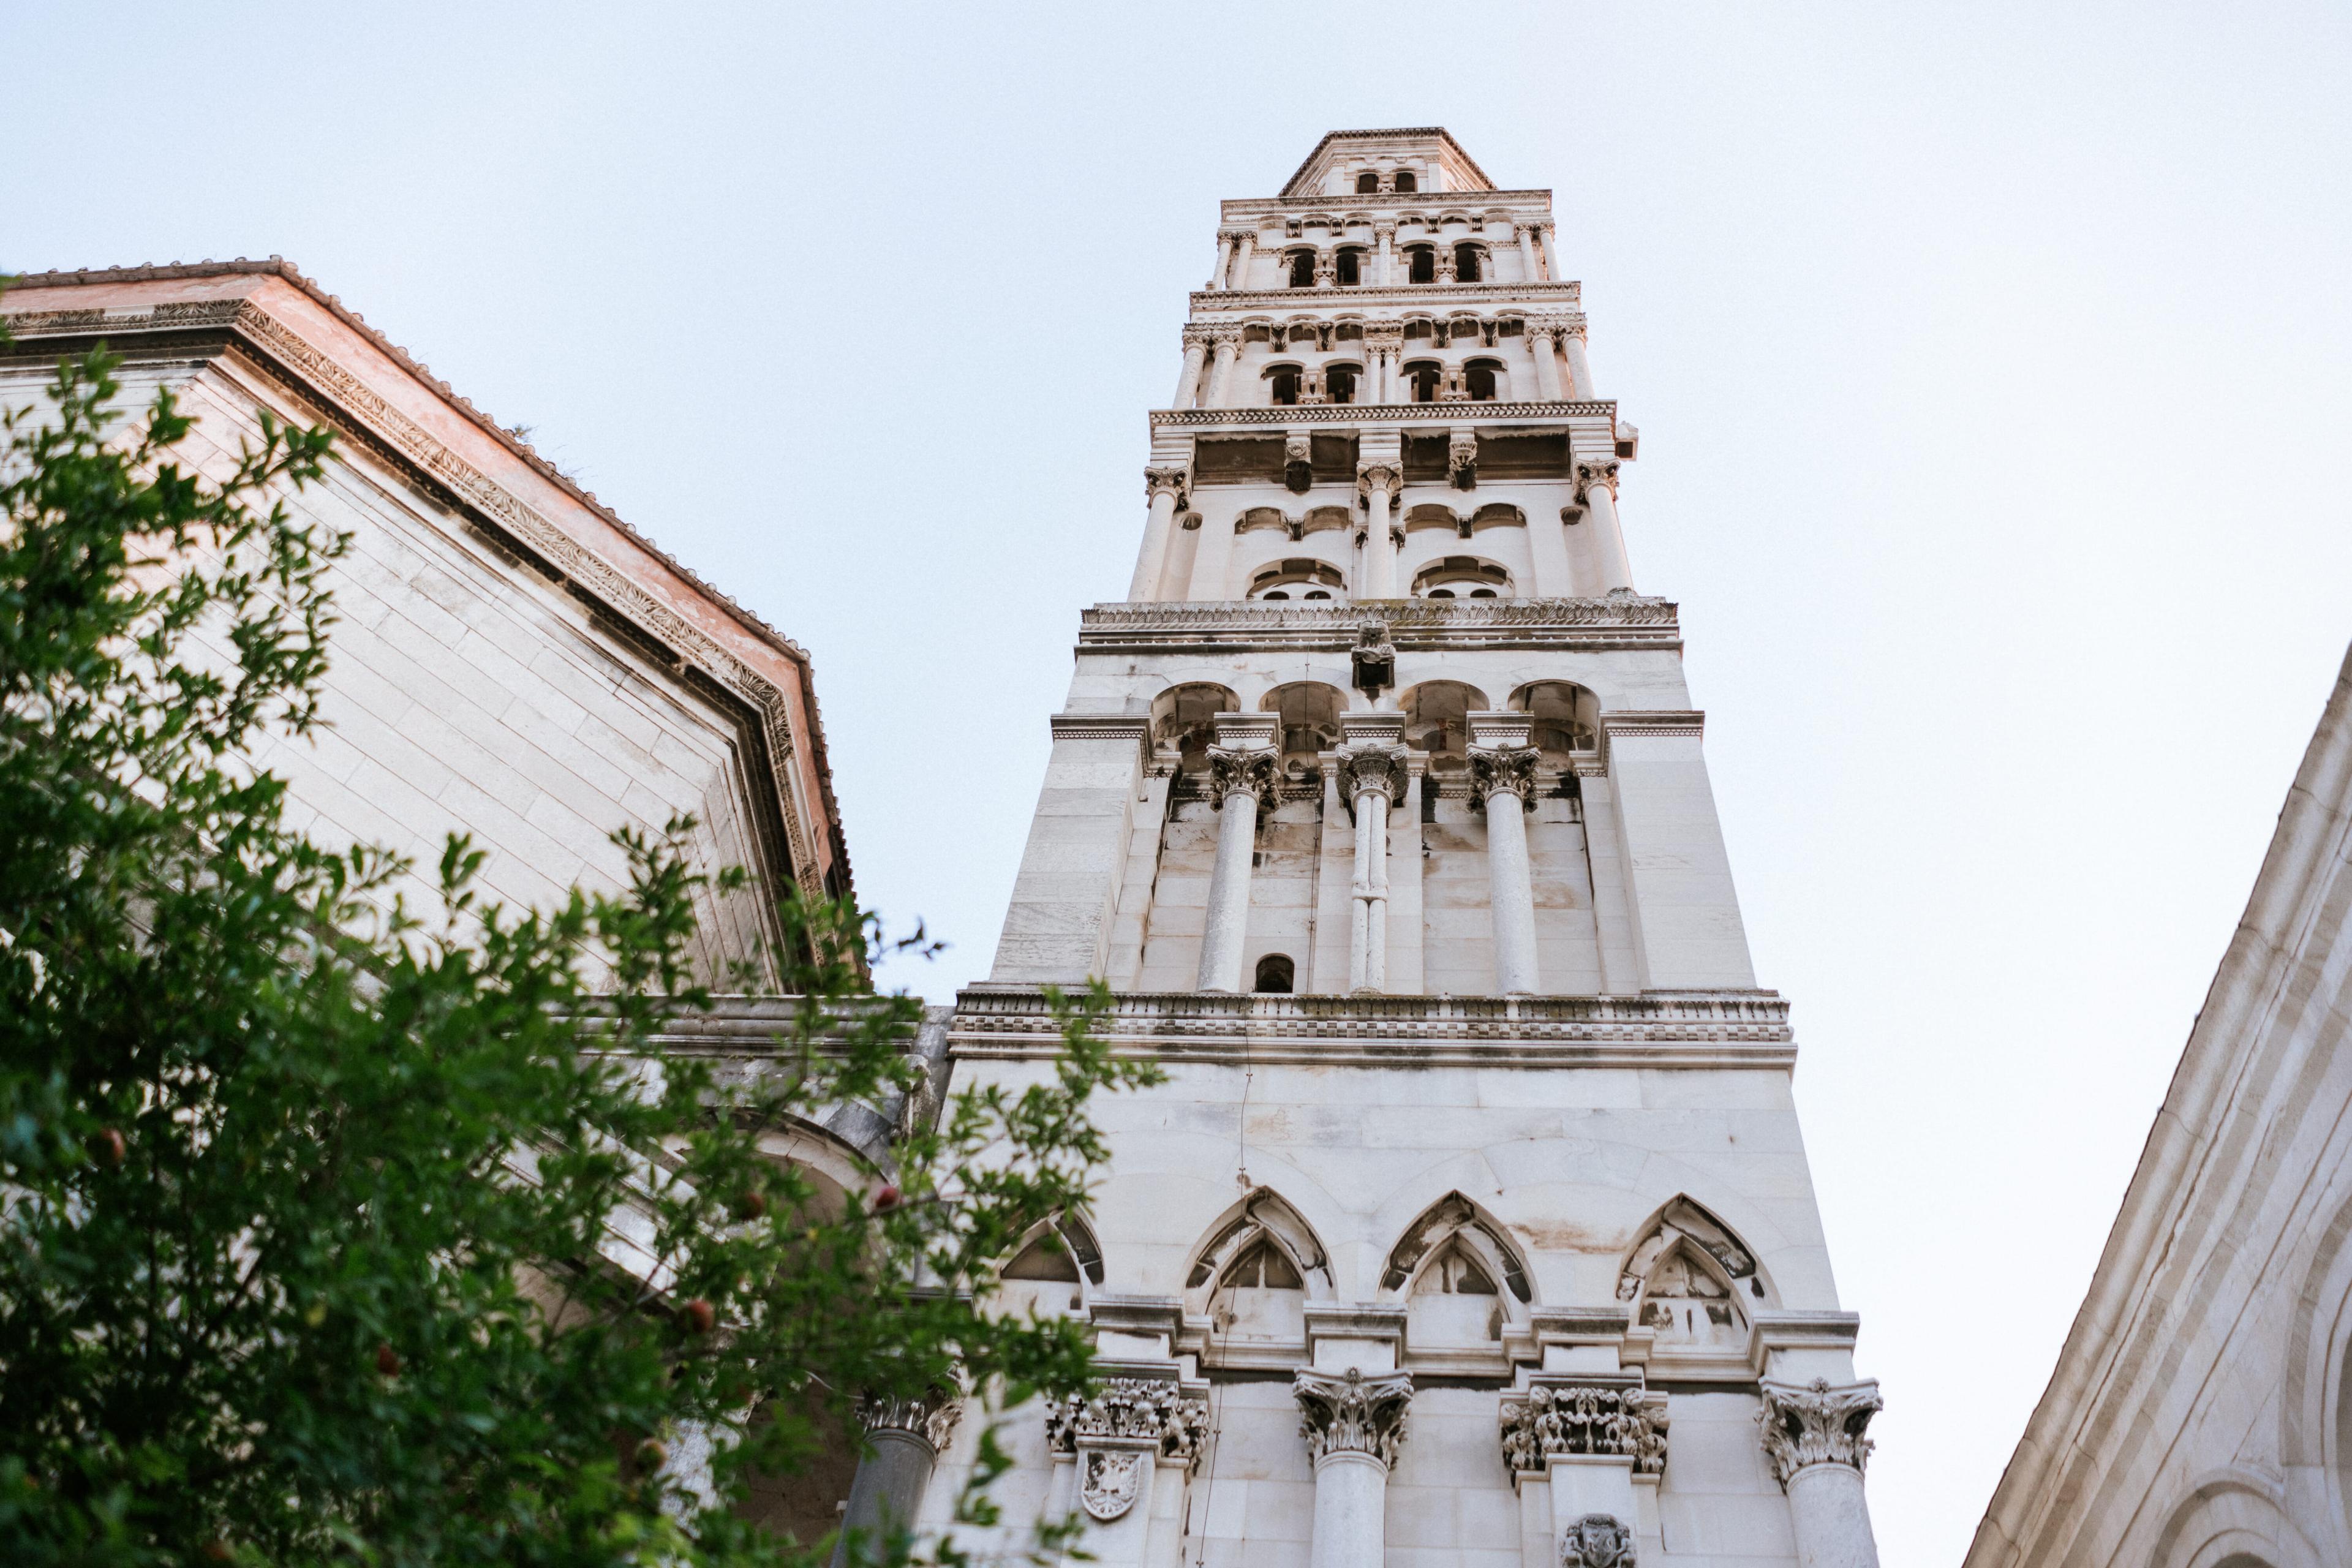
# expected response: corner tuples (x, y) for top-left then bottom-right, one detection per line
(1498, 1382), (1670, 1476)
(1044, 1375), (1213, 1463)
(1561, 1512), (1637, 1568)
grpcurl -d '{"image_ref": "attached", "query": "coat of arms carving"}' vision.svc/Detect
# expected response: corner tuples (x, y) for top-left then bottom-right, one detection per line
(1561, 1511), (1635, 1568)
(1079, 1449), (1145, 1521)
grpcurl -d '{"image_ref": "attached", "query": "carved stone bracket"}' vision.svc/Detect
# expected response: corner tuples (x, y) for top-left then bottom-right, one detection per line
(1044, 1375), (1211, 1467)
(1756, 1378), (1882, 1488)
(858, 1387), (963, 1455)
(1294, 1366), (1413, 1469)
(1448, 431), (1479, 491)
(1207, 747), (1278, 804)
(1498, 1381), (1669, 1477)
(1468, 745), (1540, 807)
(1561, 1512), (1638, 1568)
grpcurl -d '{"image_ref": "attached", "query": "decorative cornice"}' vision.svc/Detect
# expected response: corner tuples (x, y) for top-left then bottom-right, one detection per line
(1, 287), (835, 909)
(1757, 1378), (1882, 1488)
(949, 986), (1796, 1071)
(1077, 597), (1681, 657)
(1294, 1367), (1412, 1468)
(1191, 281), (1582, 310)
(1154, 399), (1614, 428)
(1498, 1379), (1670, 1477)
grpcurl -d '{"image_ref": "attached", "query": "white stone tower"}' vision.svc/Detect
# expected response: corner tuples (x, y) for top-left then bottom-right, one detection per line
(903, 128), (1883, 1568)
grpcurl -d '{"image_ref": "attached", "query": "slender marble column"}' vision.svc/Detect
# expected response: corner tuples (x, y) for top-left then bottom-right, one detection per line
(1534, 221), (1558, 281)
(1560, 317), (1596, 399)
(1356, 463), (1400, 599)
(1129, 467), (1188, 601)
(1173, 330), (1210, 409)
(1197, 723), (1275, 992)
(1574, 459), (1634, 593)
(1337, 741), (1406, 994)
(1469, 724), (1542, 996)
(1205, 329), (1242, 409)
(1210, 230), (1239, 291)
(1362, 328), (1400, 405)
(1230, 229), (1256, 288)
(831, 1392), (962, 1568)
(1526, 322), (1565, 401)
(1759, 1380), (1884, 1568)
(1373, 221), (1397, 285)
(1516, 222), (1540, 282)
(1294, 1368), (1412, 1568)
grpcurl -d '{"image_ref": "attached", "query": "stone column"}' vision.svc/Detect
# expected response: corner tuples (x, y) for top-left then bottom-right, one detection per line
(1571, 459), (1633, 594)
(1469, 714), (1542, 996)
(1525, 320), (1565, 401)
(1173, 328), (1210, 409)
(830, 1391), (962, 1568)
(1559, 315), (1596, 399)
(1230, 229), (1256, 289)
(1362, 326), (1401, 405)
(1373, 220), (1397, 285)
(1516, 222), (1540, 282)
(1204, 328), (1243, 409)
(1355, 463), (1400, 600)
(1196, 715), (1276, 992)
(1534, 221), (1558, 282)
(1045, 1370), (1212, 1568)
(1129, 467), (1188, 601)
(1758, 1379), (1884, 1568)
(1294, 1368), (1412, 1568)
(1336, 729), (1406, 995)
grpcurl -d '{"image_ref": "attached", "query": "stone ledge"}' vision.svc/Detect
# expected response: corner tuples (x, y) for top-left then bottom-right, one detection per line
(949, 986), (1795, 1069)
(1077, 596), (1681, 655)
(1152, 397), (1613, 428)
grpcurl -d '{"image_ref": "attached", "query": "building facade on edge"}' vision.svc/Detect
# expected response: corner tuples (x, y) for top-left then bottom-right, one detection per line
(846, 129), (1887, 1568)
(1967, 647), (2352, 1568)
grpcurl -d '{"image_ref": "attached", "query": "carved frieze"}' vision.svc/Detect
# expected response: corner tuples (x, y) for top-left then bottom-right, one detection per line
(1756, 1378), (1882, 1487)
(1294, 1366), (1412, 1469)
(1498, 1382), (1669, 1476)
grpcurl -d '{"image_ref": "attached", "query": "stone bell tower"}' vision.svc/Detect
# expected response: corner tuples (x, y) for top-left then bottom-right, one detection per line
(900, 128), (1883, 1568)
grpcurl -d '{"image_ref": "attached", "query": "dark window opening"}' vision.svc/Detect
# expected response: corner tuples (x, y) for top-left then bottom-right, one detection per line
(1428, 588), (1457, 599)
(1269, 368), (1301, 406)
(1408, 246), (1436, 284)
(1335, 249), (1361, 286)
(1393, 170), (1417, 192)
(1303, 589), (1331, 600)
(1455, 244), (1482, 282)
(1470, 587), (1497, 598)
(1288, 252), (1315, 288)
(1325, 365), (1358, 404)
(1465, 361), (1498, 401)
(1404, 362), (1442, 403)
(1356, 171), (1380, 193)
(1254, 954), (1295, 993)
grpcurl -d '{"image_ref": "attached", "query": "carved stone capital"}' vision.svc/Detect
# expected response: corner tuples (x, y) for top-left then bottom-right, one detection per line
(1561, 1512), (1638, 1568)
(1336, 742), (1408, 802)
(1207, 746), (1278, 803)
(1469, 745), (1540, 805)
(1362, 323), (1404, 351)
(1293, 1366), (1412, 1469)
(1372, 220), (1398, 242)
(1216, 227), (1250, 244)
(1559, 312), (1589, 342)
(1498, 1381), (1670, 1477)
(1356, 462), (1401, 502)
(1044, 1374), (1211, 1467)
(1144, 465), (1190, 505)
(1574, 459), (1620, 502)
(1182, 324), (1215, 350)
(1208, 325), (1245, 351)
(1756, 1378), (1882, 1488)
(1283, 432), (1313, 466)
(858, 1387), (963, 1454)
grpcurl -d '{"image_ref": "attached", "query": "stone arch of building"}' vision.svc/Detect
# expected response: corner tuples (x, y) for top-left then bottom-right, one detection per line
(1377, 1191), (1535, 1304)
(1182, 1187), (1336, 1304)
(1616, 1193), (1777, 1308)
(2146, 1469), (2319, 1568)
(2282, 1182), (2352, 1554)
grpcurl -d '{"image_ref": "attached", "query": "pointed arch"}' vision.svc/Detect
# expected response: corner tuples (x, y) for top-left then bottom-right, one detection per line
(1618, 1195), (1773, 1352)
(1002, 1210), (1106, 1287)
(1182, 1187), (1333, 1302)
(1379, 1191), (1533, 1302)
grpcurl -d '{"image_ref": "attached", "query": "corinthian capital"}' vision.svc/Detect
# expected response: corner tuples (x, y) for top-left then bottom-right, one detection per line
(1372, 219), (1398, 242)
(857, 1387), (963, 1454)
(1469, 745), (1540, 805)
(1362, 323), (1404, 351)
(1044, 1374), (1211, 1466)
(1182, 323), (1215, 349)
(1756, 1378), (1882, 1489)
(1356, 462), (1401, 499)
(1337, 742), (1408, 802)
(1574, 459), (1620, 502)
(1293, 1366), (1412, 1469)
(1207, 746), (1278, 803)
(1144, 466), (1190, 505)
(1208, 325), (1245, 350)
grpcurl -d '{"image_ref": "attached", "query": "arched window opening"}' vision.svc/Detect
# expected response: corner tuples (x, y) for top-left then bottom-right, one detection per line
(1407, 245), (1436, 284)
(1464, 358), (1502, 401)
(1403, 360), (1442, 404)
(1401, 680), (1491, 769)
(1385, 1194), (1533, 1348)
(1619, 1196), (1769, 1352)
(1454, 243), (1483, 282)
(1190, 1221), (1310, 1341)
(1324, 363), (1359, 404)
(1001, 1215), (1105, 1316)
(1392, 170), (1417, 192)
(1287, 251), (1316, 288)
(1250, 561), (1346, 605)
(1254, 954), (1295, 993)
(1409, 1238), (1502, 1342)
(1303, 590), (1330, 600)
(1414, 557), (1512, 599)
(1512, 682), (1600, 758)
(1335, 247), (1363, 287)
(1259, 679), (1344, 760)
(1267, 365), (1302, 406)
(1355, 170), (1380, 194)
(1152, 683), (1238, 767)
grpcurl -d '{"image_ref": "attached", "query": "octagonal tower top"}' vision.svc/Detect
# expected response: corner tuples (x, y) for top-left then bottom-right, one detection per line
(1278, 127), (1496, 198)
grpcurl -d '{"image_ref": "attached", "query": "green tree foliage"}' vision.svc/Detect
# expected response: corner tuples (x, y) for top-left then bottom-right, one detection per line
(0, 344), (1156, 1566)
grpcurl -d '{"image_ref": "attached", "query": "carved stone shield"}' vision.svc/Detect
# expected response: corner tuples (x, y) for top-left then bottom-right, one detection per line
(1562, 1511), (1635, 1568)
(1080, 1450), (1145, 1521)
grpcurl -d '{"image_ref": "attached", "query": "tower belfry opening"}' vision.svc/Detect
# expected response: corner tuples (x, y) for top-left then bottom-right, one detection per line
(900, 127), (1885, 1568)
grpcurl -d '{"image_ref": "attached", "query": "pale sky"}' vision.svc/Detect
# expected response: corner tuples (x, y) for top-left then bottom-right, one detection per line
(7, 2), (2350, 1558)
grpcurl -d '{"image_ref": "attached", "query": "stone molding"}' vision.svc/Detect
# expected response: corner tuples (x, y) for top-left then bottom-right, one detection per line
(948, 986), (1796, 1071)
(1077, 597), (1681, 657)
(1191, 282), (1584, 311)
(1, 290), (833, 907)
(1498, 1379), (1670, 1477)
(1045, 1373), (1211, 1466)
(1154, 399), (1615, 428)
(858, 1388), (963, 1454)
(1294, 1367), (1413, 1468)
(1756, 1378), (1882, 1488)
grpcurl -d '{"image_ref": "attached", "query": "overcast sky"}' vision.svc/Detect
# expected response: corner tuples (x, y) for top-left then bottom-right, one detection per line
(8, 1), (2351, 1557)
